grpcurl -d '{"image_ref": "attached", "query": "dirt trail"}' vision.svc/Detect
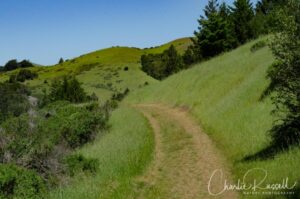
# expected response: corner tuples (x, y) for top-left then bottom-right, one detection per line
(134, 104), (238, 199)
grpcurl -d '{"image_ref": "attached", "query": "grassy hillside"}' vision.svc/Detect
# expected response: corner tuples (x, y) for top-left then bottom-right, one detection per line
(125, 38), (300, 197)
(0, 38), (191, 101)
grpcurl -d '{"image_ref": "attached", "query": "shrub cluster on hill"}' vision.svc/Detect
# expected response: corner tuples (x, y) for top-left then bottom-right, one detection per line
(0, 164), (46, 199)
(0, 59), (34, 72)
(40, 76), (88, 106)
(9, 69), (38, 83)
(141, 45), (185, 80)
(0, 76), (119, 198)
(0, 101), (109, 197)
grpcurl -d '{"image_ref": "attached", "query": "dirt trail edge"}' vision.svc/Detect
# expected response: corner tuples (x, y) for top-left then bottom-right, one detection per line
(134, 103), (238, 199)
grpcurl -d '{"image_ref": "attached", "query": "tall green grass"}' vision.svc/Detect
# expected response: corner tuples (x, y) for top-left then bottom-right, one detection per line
(125, 38), (300, 198)
(47, 106), (154, 199)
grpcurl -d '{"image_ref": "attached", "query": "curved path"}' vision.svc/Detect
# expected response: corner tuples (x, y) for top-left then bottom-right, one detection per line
(134, 104), (238, 199)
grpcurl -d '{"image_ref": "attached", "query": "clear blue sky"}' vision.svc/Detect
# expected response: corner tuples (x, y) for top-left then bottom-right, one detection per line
(0, 0), (258, 65)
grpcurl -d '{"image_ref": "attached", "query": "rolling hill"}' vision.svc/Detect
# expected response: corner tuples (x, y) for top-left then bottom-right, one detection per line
(0, 37), (192, 101)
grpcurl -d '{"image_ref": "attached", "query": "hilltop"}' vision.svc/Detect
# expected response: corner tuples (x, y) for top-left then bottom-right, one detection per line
(0, 37), (192, 101)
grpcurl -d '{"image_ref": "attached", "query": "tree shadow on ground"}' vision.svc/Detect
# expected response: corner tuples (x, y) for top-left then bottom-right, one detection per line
(243, 143), (289, 161)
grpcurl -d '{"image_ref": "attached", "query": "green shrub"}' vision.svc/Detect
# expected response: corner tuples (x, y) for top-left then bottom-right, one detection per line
(0, 82), (30, 123)
(250, 40), (267, 52)
(141, 45), (184, 80)
(9, 69), (38, 82)
(64, 154), (99, 177)
(48, 76), (88, 103)
(0, 101), (108, 185)
(3, 59), (34, 72)
(0, 164), (46, 199)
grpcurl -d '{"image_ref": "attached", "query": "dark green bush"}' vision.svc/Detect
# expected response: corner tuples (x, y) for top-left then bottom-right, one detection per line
(0, 82), (30, 123)
(250, 40), (267, 52)
(64, 154), (99, 177)
(9, 69), (38, 82)
(0, 164), (46, 199)
(141, 45), (184, 80)
(3, 59), (34, 72)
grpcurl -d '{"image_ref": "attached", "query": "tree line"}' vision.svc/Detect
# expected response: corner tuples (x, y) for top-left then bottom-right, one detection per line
(141, 0), (284, 80)
(0, 59), (34, 72)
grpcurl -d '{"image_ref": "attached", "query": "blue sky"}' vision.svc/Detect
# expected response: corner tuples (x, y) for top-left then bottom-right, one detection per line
(0, 0), (258, 65)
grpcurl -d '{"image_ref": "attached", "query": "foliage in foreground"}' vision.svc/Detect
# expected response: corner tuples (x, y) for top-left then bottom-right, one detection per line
(0, 164), (46, 199)
(266, 0), (300, 148)
(0, 101), (110, 198)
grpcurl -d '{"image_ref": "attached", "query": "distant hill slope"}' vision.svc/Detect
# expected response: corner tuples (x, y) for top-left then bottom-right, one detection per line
(0, 37), (192, 101)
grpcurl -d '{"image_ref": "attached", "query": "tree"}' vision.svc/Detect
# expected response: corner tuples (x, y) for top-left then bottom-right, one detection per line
(49, 76), (87, 103)
(59, 58), (64, 64)
(141, 45), (184, 80)
(183, 46), (198, 66)
(4, 59), (19, 71)
(219, 2), (230, 18)
(256, 0), (286, 14)
(3, 59), (34, 71)
(164, 45), (184, 76)
(19, 60), (34, 68)
(231, 0), (255, 44)
(204, 0), (219, 17)
(266, 0), (300, 148)
(194, 1), (236, 58)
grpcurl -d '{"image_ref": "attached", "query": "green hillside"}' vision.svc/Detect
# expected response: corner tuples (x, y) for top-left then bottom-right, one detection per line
(125, 38), (300, 197)
(0, 38), (192, 101)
